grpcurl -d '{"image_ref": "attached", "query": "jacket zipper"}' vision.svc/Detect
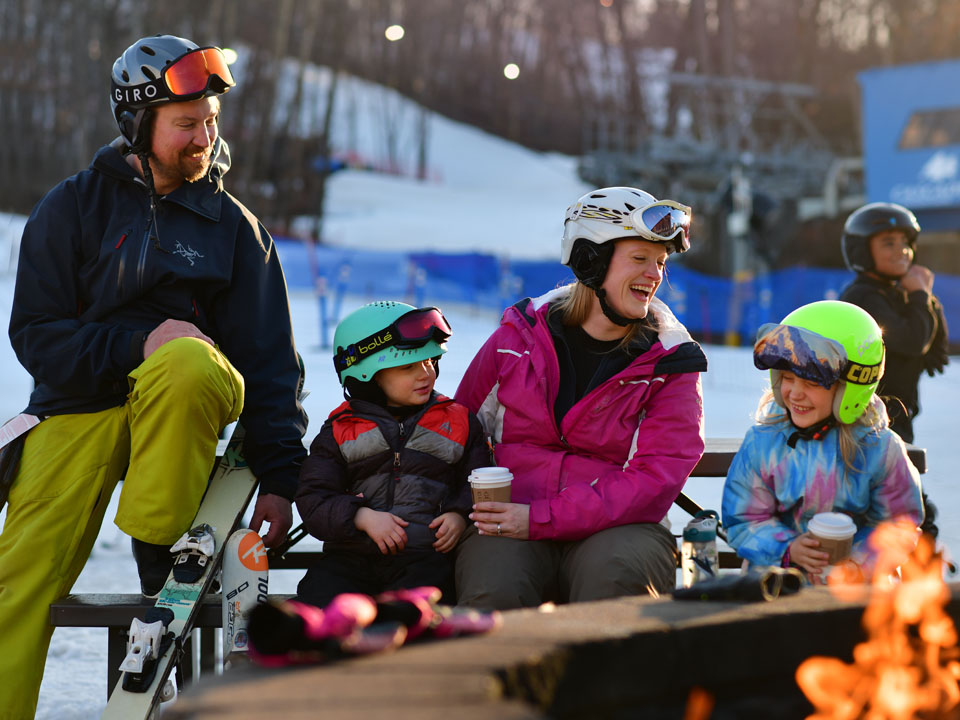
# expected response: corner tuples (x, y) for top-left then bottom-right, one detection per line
(387, 420), (405, 509)
(136, 214), (153, 293)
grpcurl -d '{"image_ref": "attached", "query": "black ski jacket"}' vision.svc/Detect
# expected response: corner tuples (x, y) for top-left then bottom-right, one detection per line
(840, 273), (946, 440)
(9, 138), (307, 499)
(296, 393), (490, 555)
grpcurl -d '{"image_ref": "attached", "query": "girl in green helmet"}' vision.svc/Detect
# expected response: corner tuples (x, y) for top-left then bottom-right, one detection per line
(294, 301), (491, 607)
(721, 300), (925, 581)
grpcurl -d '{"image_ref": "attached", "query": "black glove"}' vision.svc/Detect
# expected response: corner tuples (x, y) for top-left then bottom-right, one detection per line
(924, 296), (950, 377)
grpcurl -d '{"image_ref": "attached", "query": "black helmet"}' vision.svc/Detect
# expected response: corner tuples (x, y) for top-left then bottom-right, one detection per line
(841, 202), (920, 273)
(110, 35), (235, 150)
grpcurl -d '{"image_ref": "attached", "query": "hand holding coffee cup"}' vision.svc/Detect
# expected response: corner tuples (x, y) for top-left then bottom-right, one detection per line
(807, 512), (857, 565)
(469, 468), (531, 539)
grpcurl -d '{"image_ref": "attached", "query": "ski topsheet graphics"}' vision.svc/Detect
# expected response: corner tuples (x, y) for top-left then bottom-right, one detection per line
(222, 528), (269, 662)
(102, 424), (258, 720)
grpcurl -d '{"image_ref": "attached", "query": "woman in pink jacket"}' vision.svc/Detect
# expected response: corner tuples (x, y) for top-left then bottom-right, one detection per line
(454, 187), (708, 609)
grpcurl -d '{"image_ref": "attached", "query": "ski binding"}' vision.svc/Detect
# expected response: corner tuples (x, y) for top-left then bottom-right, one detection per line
(120, 607), (175, 693)
(171, 522), (216, 583)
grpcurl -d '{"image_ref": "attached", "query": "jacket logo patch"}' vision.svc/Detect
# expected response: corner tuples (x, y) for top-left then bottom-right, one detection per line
(173, 241), (204, 266)
(439, 421), (452, 435)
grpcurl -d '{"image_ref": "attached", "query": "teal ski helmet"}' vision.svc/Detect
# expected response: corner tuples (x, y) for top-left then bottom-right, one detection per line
(333, 301), (451, 386)
(753, 300), (885, 424)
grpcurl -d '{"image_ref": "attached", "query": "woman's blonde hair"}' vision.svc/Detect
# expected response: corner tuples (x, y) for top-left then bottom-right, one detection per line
(549, 281), (655, 348)
(755, 384), (885, 472)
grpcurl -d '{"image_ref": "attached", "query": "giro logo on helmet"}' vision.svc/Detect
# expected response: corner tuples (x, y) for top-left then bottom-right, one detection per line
(113, 82), (160, 104)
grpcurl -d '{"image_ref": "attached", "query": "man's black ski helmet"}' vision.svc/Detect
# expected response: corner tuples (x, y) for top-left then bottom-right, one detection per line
(841, 202), (920, 273)
(110, 35), (233, 150)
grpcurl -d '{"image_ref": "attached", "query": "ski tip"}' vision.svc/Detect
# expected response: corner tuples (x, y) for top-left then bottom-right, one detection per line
(226, 529), (268, 573)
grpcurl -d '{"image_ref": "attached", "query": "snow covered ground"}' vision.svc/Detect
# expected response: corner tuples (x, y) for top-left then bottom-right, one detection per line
(1, 71), (957, 718)
(3, 283), (958, 718)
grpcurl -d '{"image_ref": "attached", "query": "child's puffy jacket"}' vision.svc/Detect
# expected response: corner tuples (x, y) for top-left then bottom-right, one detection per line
(296, 393), (490, 554)
(454, 287), (707, 542)
(721, 401), (924, 567)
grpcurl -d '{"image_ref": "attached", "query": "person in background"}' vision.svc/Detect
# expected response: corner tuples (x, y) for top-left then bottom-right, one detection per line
(455, 186), (707, 609)
(722, 301), (924, 580)
(295, 302), (490, 607)
(0, 35), (307, 718)
(839, 202), (949, 445)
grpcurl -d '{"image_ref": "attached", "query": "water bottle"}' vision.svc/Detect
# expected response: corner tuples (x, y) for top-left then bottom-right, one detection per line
(681, 510), (720, 588)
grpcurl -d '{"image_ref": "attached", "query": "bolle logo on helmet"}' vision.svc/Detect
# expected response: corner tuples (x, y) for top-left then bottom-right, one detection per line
(347, 331), (393, 365)
(845, 361), (882, 385)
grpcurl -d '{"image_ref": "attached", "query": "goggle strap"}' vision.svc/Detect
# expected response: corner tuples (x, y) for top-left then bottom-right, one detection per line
(111, 77), (172, 106)
(333, 310), (450, 373)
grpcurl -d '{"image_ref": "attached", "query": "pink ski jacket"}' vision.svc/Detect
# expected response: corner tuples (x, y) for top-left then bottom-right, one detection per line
(455, 287), (707, 541)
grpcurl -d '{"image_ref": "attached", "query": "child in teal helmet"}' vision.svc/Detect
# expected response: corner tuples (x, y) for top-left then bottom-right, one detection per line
(721, 300), (925, 581)
(295, 302), (491, 606)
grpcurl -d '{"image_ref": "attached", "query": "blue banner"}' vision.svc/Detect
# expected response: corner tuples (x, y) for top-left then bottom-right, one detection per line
(276, 238), (960, 346)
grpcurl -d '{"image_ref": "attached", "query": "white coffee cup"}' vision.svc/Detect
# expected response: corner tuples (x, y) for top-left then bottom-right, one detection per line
(807, 512), (857, 565)
(469, 467), (512, 504)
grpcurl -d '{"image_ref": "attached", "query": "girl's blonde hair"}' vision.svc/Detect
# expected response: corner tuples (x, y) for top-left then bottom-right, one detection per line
(755, 383), (885, 472)
(549, 281), (656, 348)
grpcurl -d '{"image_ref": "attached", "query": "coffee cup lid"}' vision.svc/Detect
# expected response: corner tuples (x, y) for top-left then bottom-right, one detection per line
(469, 472), (512, 485)
(808, 512), (857, 539)
(470, 467), (511, 477)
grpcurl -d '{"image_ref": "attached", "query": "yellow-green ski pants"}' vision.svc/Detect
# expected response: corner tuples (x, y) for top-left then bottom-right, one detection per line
(0, 338), (244, 719)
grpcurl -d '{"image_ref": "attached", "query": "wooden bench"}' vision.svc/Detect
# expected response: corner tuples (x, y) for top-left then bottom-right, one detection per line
(50, 438), (927, 698)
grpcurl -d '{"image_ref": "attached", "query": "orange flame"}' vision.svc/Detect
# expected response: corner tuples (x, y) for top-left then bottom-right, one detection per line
(796, 527), (959, 719)
(683, 686), (715, 720)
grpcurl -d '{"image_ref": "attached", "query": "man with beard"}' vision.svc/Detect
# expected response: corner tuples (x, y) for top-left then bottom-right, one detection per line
(0, 35), (307, 717)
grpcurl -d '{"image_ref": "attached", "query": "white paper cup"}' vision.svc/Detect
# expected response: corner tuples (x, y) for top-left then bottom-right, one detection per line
(469, 467), (512, 504)
(807, 512), (857, 565)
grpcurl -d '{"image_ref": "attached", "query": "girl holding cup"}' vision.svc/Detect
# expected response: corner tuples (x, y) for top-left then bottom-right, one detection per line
(454, 187), (708, 609)
(721, 300), (925, 579)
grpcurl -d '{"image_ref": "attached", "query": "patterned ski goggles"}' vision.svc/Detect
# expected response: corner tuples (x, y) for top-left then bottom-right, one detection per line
(334, 307), (452, 373)
(631, 200), (692, 252)
(754, 323), (884, 389)
(111, 47), (235, 106)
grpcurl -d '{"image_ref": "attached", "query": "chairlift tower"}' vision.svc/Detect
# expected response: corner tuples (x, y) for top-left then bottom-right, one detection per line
(579, 72), (840, 277)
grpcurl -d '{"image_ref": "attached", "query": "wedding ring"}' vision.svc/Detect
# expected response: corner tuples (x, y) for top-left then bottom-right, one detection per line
(497, 523), (502, 536)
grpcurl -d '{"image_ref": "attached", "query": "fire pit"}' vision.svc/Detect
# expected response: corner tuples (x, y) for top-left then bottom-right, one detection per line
(166, 556), (960, 720)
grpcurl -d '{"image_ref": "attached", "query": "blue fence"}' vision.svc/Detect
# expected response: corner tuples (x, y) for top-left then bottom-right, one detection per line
(276, 238), (960, 347)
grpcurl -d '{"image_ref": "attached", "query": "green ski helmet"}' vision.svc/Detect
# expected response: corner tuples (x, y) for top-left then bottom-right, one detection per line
(753, 300), (885, 424)
(332, 301), (451, 386)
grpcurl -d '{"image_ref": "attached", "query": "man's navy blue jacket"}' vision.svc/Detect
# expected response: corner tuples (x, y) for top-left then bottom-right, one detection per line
(9, 138), (307, 498)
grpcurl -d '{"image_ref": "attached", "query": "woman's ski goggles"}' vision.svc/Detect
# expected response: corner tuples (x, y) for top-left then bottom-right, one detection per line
(334, 307), (452, 374)
(112, 47), (235, 106)
(753, 323), (849, 389)
(630, 200), (692, 253)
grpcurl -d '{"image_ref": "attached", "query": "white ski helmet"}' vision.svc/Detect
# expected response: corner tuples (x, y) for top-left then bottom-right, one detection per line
(561, 187), (691, 289)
